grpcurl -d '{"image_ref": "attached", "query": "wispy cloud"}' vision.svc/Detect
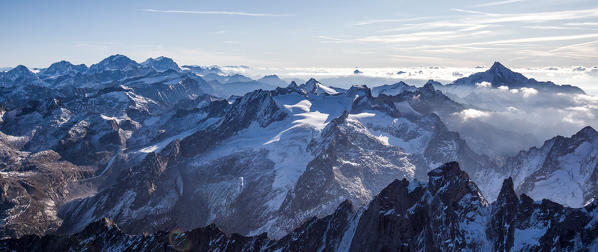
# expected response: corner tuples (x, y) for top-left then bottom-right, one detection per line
(474, 0), (526, 7)
(317, 30), (484, 44)
(469, 8), (598, 24)
(465, 33), (598, 45)
(142, 8), (293, 17)
(353, 16), (440, 26)
(566, 22), (598, 27)
(450, 8), (497, 16)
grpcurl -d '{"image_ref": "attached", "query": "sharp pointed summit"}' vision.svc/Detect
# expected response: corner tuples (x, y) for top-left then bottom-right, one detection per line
(489, 61), (508, 72)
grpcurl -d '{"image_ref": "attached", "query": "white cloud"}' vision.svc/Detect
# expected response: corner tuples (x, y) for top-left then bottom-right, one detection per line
(352, 16), (440, 26)
(455, 109), (491, 120)
(476, 81), (492, 88)
(142, 9), (293, 17)
(340, 7), (598, 67)
(520, 87), (538, 97)
(475, 0), (526, 7)
(441, 85), (598, 156)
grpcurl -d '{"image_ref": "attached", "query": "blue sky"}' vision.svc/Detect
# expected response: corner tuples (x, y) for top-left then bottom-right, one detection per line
(2, 0), (598, 68)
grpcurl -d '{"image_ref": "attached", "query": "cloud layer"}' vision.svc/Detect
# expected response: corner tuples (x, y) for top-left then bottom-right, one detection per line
(441, 84), (598, 156)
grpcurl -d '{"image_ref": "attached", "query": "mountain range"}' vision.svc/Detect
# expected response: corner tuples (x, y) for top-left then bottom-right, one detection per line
(0, 55), (596, 250)
(2, 162), (597, 251)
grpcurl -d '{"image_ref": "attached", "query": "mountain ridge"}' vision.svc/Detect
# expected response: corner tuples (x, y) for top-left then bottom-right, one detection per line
(3, 162), (597, 251)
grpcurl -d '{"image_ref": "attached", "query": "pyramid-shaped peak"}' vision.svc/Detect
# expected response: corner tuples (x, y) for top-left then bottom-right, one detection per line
(572, 126), (598, 140)
(496, 177), (519, 205)
(287, 81), (298, 88)
(427, 162), (471, 194)
(104, 54), (134, 62)
(9, 65), (32, 73)
(422, 80), (438, 91)
(304, 78), (320, 91)
(305, 78), (319, 85)
(488, 61), (513, 73)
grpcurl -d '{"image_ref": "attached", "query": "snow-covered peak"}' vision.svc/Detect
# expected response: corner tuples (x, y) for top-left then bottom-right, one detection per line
(2, 65), (38, 83)
(141, 56), (181, 72)
(505, 125), (598, 207)
(304, 78), (319, 90)
(302, 78), (339, 95)
(7, 65), (34, 76)
(224, 74), (253, 83)
(258, 74), (287, 87)
(345, 85), (371, 98)
(39, 60), (87, 77)
(88, 54), (139, 72)
(372, 81), (416, 97)
(448, 61), (584, 93)
(181, 65), (224, 75)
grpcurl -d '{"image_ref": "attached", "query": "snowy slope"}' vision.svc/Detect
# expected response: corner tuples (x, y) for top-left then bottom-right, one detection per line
(0, 54), (594, 247)
(505, 126), (598, 207)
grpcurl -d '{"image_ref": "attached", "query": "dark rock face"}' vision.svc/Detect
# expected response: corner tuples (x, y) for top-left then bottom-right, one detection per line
(3, 162), (598, 251)
(350, 162), (490, 251)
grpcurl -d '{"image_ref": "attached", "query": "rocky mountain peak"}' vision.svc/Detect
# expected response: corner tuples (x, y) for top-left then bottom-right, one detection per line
(89, 54), (139, 72)
(304, 78), (319, 91)
(7, 65), (33, 75)
(40, 60), (88, 76)
(422, 81), (437, 91)
(487, 61), (518, 77)
(426, 162), (486, 206)
(80, 217), (118, 235)
(496, 177), (519, 205)
(571, 125), (598, 140)
(258, 74), (287, 87)
(2, 65), (38, 84)
(141, 56), (180, 72)
(489, 61), (509, 73)
(287, 81), (298, 88)
(346, 85), (372, 98)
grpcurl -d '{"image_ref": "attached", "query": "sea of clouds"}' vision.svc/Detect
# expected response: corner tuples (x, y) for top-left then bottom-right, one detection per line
(440, 84), (598, 157)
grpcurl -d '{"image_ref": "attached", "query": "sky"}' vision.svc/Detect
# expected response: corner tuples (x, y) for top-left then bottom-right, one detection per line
(1, 0), (598, 68)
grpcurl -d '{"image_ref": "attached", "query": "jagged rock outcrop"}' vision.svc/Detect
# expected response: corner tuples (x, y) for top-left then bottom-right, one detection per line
(3, 162), (598, 251)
